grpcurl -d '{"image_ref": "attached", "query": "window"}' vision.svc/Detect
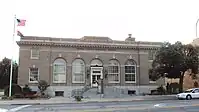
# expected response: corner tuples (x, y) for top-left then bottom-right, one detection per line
(108, 60), (120, 83)
(125, 59), (136, 83)
(31, 49), (40, 59)
(53, 58), (66, 83)
(148, 50), (155, 60)
(149, 69), (156, 83)
(194, 89), (199, 93)
(29, 67), (39, 83)
(55, 91), (64, 97)
(72, 59), (85, 83)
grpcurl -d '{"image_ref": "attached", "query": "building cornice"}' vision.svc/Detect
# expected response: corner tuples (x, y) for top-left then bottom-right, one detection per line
(16, 40), (160, 50)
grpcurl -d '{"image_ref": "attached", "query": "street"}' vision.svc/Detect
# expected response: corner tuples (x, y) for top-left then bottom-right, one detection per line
(1, 100), (199, 112)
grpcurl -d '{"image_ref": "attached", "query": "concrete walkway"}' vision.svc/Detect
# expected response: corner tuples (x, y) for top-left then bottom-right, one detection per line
(0, 95), (177, 105)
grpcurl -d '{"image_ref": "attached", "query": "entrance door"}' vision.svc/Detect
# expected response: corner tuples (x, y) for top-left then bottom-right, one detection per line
(91, 67), (103, 87)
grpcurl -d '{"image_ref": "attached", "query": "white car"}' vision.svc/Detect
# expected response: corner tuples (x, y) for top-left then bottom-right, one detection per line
(176, 88), (199, 100)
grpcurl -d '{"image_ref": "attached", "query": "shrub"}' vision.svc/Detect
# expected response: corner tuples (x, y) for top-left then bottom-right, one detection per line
(38, 80), (50, 98)
(157, 85), (166, 95)
(194, 81), (199, 87)
(169, 83), (180, 94)
(151, 90), (159, 95)
(4, 84), (23, 97)
(1, 96), (14, 100)
(74, 96), (82, 102)
(1, 96), (8, 100)
(192, 74), (197, 79)
(22, 84), (32, 95)
(38, 80), (49, 92)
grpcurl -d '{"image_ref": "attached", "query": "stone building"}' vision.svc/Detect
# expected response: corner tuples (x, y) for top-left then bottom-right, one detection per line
(17, 34), (165, 97)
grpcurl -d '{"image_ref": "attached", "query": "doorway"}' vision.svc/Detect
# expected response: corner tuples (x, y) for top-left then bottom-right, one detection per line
(91, 67), (103, 87)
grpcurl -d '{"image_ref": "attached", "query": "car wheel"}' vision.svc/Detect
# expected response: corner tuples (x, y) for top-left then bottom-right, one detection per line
(186, 95), (192, 100)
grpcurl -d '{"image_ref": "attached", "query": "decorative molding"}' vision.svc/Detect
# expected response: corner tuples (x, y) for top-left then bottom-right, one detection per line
(95, 55), (99, 58)
(77, 54), (80, 58)
(19, 49), (149, 54)
(113, 54), (116, 59)
(129, 55), (132, 59)
(58, 53), (62, 57)
(16, 41), (161, 50)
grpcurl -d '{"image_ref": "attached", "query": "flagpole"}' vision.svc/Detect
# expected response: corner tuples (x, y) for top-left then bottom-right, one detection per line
(9, 15), (16, 97)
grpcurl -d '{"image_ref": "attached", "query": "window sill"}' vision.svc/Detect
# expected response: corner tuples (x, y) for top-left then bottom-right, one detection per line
(53, 81), (66, 84)
(29, 81), (38, 83)
(125, 81), (136, 83)
(72, 81), (85, 84)
(108, 81), (120, 83)
(31, 57), (39, 60)
(148, 60), (153, 62)
(149, 81), (156, 83)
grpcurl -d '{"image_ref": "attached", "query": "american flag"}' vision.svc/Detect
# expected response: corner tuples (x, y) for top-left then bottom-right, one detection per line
(17, 19), (26, 26)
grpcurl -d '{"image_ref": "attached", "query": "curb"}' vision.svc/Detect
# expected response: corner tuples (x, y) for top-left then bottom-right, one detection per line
(11, 103), (41, 105)
(7, 98), (177, 105)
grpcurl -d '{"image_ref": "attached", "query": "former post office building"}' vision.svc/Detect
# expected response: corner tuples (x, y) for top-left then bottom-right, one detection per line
(17, 34), (165, 97)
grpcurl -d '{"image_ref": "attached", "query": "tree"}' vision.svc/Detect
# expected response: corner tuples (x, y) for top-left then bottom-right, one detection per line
(151, 42), (199, 92)
(0, 57), (18, 89)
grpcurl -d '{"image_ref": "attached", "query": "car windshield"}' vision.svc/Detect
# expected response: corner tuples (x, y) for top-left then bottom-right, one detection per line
(184, 89), (193, 93)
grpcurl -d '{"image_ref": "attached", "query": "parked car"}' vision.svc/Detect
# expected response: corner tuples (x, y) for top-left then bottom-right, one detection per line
(176, 88), (199, 100)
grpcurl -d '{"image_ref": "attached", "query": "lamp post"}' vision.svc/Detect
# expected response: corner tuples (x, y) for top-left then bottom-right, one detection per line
(196, 19), (199, 37)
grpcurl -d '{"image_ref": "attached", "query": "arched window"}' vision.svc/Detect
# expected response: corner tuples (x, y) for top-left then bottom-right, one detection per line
(108, 59), (120, 83)
(72, 59), (85, 83)
(125, 59), (136, 83)
(53, 58), (66, 83)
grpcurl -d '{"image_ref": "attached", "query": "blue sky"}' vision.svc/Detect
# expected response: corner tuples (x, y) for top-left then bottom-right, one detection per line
(0, 0), (199, 62)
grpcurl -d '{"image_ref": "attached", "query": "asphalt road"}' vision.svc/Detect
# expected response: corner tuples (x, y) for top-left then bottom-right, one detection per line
(1, 100), (199, 112)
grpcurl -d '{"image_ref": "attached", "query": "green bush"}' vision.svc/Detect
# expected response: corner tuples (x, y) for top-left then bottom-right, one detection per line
(74, 96), (82, 101)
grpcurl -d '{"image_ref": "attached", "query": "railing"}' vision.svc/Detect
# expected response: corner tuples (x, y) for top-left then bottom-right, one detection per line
(71, 83), (91, 98)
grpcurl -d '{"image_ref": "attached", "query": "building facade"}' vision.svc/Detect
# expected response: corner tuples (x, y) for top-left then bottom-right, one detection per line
(17, 34), (165, 97)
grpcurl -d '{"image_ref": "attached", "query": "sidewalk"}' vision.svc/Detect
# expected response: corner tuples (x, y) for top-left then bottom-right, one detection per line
(0, 95), (177, 105)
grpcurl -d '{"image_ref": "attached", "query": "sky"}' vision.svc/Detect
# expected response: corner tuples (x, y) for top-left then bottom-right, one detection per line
(0, 0), (199, 62)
